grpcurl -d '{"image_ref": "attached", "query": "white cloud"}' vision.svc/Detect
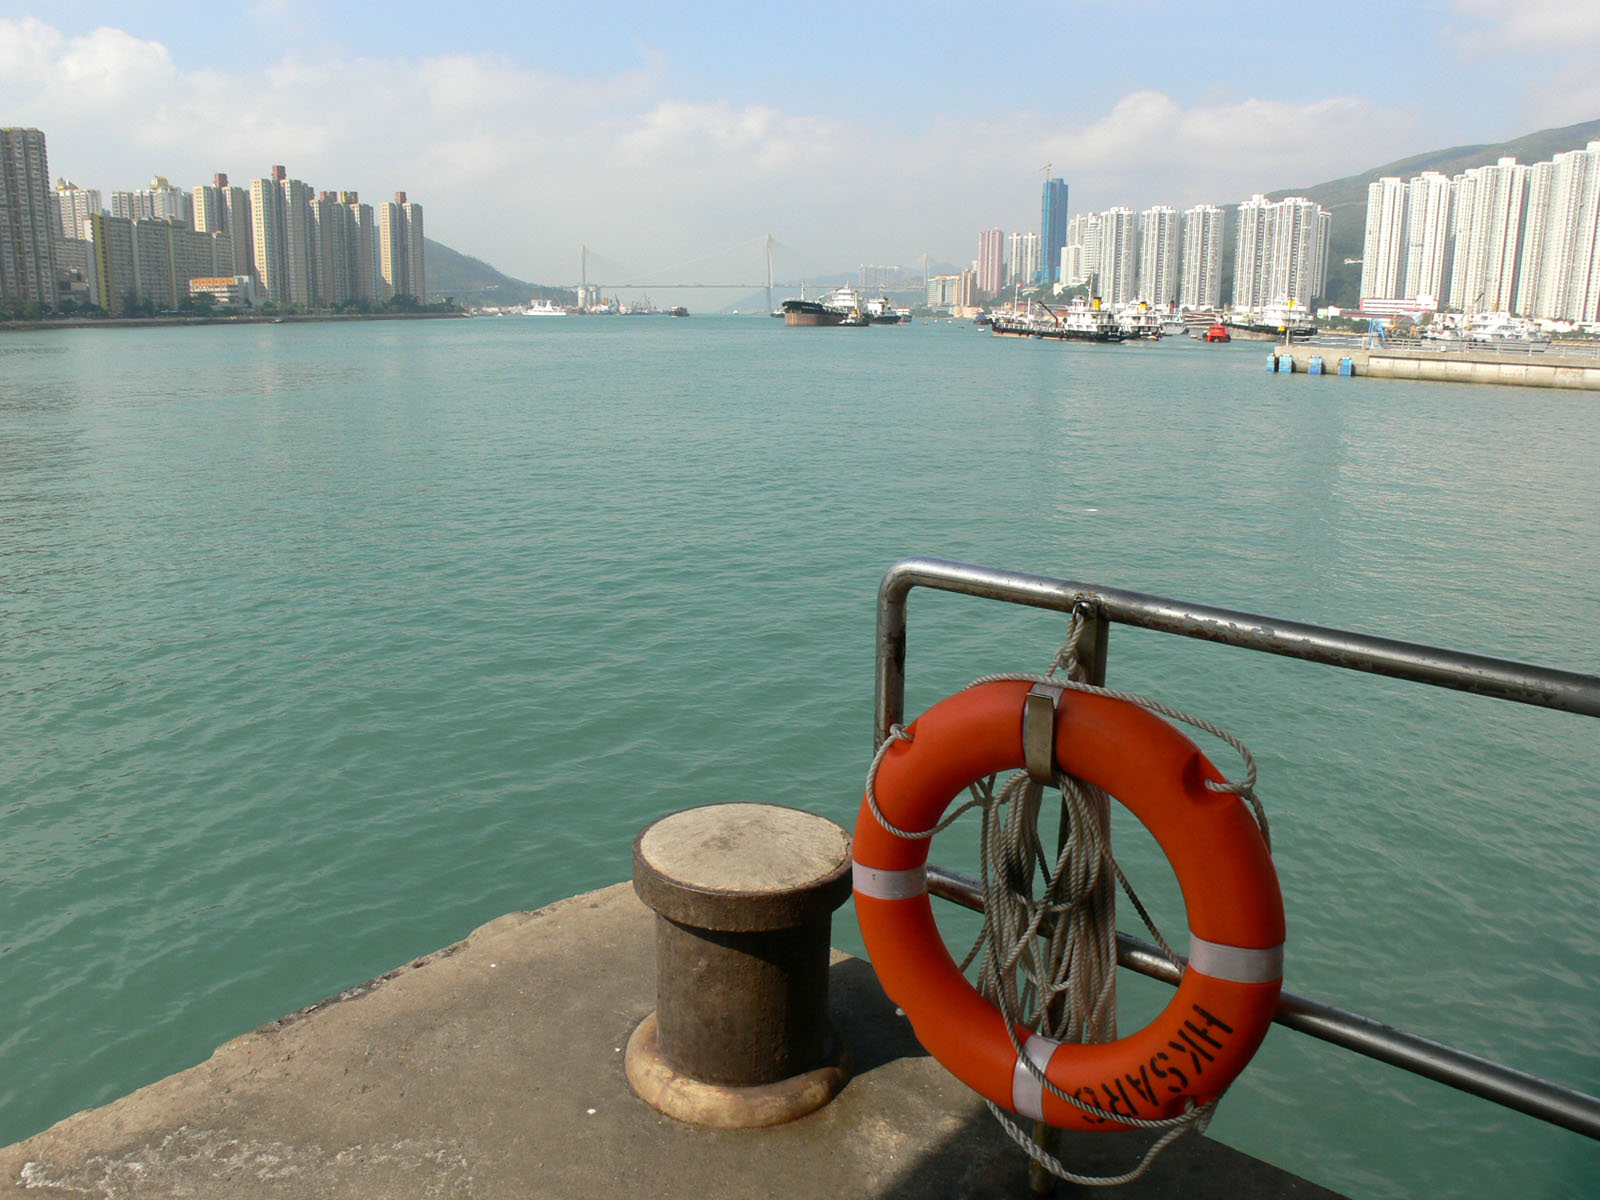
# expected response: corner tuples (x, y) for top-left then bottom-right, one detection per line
(1, 18), (1421, 283)
(1446, 2), (1600, 130)
(1451, 0), (1600, 48)
(0, 17), (62, 87)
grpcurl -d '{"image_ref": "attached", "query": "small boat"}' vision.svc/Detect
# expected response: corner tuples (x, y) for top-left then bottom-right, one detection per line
(1204, 323), (1230, 343)
(668, 306), (689, 318)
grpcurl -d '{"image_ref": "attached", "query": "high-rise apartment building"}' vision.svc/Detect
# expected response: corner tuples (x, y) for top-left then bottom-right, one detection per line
(83, 212), (231, 312)
(1039, 177), (1068, 286)
(343, 192), (377, 302)
(977, 227), (1004, 299)
(111, 176), (192, 226)
(1063, 212), (1101, 288)
(1137, 205), (1179, 306)
(250, 165), (316, 306)
(280, 174), (315, 307)
(1179, 205), (1224, 308)
(52, 179), (102, 239)
(1353, 142), (1600, 319)
(925, 269), (976, 309)
(1515, 142), (1600, 322)
(83, 212), (136, 313)
(378, 192), (426, 301)
(251, 171), (287, 302)
(312, 191), (342, 305)
(378, 191), (425, 301)
(1233, 195), (1330, 311)
(1402, 172), (1454, 304)
(1447, 157), (1527, 313)
(1, 127), (58, 308)
(1360, 177), (1408, 302)
(194, 173), (252, 287)
(1097, 208), (1139, 305)
(1005, 230), (1039, 289)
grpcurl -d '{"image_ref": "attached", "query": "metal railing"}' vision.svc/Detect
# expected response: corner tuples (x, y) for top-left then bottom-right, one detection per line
(874, 556), (1600, 1141)
(1300, 333), (1600, 361)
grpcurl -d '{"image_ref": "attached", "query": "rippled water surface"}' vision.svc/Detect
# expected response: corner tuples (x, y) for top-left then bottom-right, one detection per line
(2, 317), (1596, 1197)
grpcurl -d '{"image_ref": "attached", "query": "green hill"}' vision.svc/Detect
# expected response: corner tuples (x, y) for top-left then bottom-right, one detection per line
(423, 239), (574, 308)
(1256, 117), (1600, 308)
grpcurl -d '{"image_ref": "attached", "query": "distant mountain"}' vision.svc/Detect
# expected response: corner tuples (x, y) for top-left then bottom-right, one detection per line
(1253, 117), (1600, 308)
(423, 239), (573, 308)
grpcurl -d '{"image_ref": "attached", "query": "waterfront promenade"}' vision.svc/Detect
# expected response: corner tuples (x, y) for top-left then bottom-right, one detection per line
(0, 883), (1343, 1199)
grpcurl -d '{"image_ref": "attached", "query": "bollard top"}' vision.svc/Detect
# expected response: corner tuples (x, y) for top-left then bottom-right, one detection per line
(633, 803), (853, 931)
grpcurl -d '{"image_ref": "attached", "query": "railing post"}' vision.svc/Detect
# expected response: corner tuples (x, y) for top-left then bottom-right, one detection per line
(1030, 605), (1110, 1197)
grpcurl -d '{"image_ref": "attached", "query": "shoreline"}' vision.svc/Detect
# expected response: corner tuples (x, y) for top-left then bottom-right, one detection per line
(0, 311), (466, 333)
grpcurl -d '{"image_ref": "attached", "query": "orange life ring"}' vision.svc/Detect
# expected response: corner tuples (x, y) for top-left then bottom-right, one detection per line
(853, 679), (1284, 1132)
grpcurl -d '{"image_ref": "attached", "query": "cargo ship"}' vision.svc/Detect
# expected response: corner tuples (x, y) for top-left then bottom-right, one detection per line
(782, 284), (870, 327)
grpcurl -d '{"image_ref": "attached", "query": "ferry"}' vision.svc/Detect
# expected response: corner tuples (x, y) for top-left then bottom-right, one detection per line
(523, 299), (568, 317)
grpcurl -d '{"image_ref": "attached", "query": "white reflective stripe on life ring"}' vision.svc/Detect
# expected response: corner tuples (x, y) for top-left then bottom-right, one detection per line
(1011, 1033), (1061, 1121)
(1187, 935), (1284, 984)
(852, 862), (927, 901)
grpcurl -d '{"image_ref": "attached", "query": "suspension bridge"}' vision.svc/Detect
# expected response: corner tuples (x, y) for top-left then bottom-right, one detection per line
(537, 235), (927, 311)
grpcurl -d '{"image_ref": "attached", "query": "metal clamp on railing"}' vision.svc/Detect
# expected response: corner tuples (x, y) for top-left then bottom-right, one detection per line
(1022, 683), (1064, 784)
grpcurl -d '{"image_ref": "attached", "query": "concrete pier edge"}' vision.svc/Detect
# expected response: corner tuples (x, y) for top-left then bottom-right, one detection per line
(1, 883), (1346, 1199)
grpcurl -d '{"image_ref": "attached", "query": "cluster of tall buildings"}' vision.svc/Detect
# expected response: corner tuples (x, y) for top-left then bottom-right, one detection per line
(972, 179), (1330, 315)
(1, 127), (425, 315)
(1360, 142), (1600, 322)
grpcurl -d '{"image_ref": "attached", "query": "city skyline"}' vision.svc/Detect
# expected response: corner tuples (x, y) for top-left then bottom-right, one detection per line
(3, 4), (1598, 282)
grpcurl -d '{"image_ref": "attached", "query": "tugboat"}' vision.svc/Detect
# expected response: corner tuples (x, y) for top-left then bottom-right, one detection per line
(865, 293), (910, 325)
(1204, 322), (1231, 343)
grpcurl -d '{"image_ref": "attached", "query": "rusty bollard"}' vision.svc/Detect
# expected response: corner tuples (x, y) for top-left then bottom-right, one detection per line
(625, 802), (853, 1127)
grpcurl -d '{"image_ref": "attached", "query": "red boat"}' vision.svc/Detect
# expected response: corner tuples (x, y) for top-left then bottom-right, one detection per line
(1204, 323), (1231, 343)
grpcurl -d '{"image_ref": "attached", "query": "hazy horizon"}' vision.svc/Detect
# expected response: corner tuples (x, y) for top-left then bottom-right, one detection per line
(5, 2), (1599, 283)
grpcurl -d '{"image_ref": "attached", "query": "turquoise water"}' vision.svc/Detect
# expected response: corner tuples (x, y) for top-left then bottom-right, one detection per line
(2, 316), (1596, 1197)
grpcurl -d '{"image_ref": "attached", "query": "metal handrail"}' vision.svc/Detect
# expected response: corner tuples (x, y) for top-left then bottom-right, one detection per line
(874, 556), (1600, 1141)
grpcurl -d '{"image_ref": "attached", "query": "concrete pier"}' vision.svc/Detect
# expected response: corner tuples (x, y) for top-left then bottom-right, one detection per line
(1271, 340), (1600, 389)
(0, 884), (1345, 1199)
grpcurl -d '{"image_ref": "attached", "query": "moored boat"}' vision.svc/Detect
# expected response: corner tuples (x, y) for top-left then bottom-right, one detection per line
(782, 298), (844, 327)
(865, 293), (910, 325)
(988, 300), (1126, 342)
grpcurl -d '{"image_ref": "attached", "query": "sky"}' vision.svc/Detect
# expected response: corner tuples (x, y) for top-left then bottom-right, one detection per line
(4, 1), (1600, 285)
